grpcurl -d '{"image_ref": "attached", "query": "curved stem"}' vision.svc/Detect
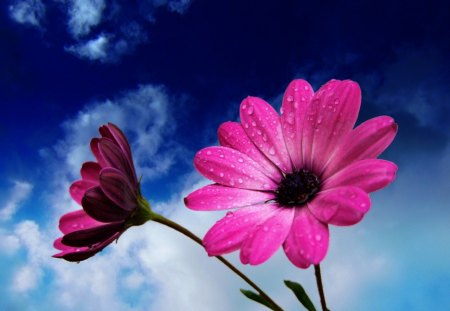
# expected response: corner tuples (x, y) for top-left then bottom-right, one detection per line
(314, 264), (328, 311)
(150, 213), (284, 311)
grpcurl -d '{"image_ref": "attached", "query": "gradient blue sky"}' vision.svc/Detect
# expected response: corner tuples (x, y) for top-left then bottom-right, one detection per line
(1, 1), (449, 310)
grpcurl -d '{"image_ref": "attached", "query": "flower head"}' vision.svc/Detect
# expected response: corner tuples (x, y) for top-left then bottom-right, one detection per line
(185, 79), (398, 268)
(53, 123), (151, 262)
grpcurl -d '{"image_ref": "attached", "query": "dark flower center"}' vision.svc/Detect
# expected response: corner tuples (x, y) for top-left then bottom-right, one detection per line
(275, 169), (320, 207)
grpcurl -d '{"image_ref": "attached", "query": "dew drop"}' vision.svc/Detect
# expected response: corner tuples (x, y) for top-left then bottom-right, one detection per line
(247, 105), (254, 115)
(287, 95), (294, 102)
(269, 147), (276, 155)
(263, 226), (269, 232)
(206, 150), (212, 155)
(315, 234), (322, 241)
(219, 172), (224, 177)
(238, 158), (244, 163)
(219, 154), (224, 158)
(242, 104), (247, 110)
(238, 178), (243, 184)
(263, 183), (271, 190)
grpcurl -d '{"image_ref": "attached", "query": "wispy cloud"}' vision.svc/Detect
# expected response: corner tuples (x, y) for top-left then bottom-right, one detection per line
(9, 0), (193, 62)
(65, 33), (109, 61)
(0, 181), (33, 221)
(8, 0), (45, 27)
(67, 0), (105, 38)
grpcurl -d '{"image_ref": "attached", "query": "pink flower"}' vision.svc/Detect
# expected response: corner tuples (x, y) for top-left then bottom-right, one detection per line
(185, 79), (398, 268)
(53, 123), (150, 262)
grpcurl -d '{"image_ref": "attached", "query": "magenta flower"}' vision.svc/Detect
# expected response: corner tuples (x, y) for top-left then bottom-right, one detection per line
(53, 123), (151, 262)
(185, 79), (398, 268)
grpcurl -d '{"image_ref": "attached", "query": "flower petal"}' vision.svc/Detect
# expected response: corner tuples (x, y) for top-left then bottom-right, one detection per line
(203, 204), (279, 256)
(99, 138), (137, 185)
(240, 96), (292, 173)
(323, 159), (398, 193)
(100, 123), (138, 185)
(61, 222), (123, 247)
(53, 232), (121, 262)
(80, 161), (101, 182)
(281, 79), (314, 170)
(302, 80), (361, 173)
(82, 187), (131, 222)
(59, 210), (103, 234)
(90, 138), (108, 167)
(308, 186), (370, 226)
(240, 207), (295, 265)
(69, 179), (97, 205)
(194, 146), (277, 190)
(283, 208), (329, 268)
(322, 116), (398, 178)
(99, 167), (137, 211)
(218, 121), (282, 181)
(185, 184), (274, 211)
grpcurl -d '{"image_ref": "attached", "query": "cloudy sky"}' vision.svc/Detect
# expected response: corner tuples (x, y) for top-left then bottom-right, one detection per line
(1, 0), (449, 310)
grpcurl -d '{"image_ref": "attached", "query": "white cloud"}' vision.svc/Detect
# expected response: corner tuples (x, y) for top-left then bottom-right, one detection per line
(54, 84), (179, 181)
(12, 264), (43, 293)
(9, 1), (192, 63)
(0, 181), (33, 221)
(65, 33), (109, 61)
(66, 23), (148, 62)
(9, 0), (45, 27)
(67, 0), (105, 37)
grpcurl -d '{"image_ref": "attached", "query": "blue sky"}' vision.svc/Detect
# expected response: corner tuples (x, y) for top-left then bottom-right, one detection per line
(0, 0), (449, 310)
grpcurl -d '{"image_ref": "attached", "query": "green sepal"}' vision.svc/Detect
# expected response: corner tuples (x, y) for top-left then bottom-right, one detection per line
(240, 289), (277, 310)
(284, 280), (317, 311)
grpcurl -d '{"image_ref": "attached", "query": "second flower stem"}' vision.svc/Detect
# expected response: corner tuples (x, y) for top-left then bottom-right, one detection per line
(151, 213), (284, 311)
(314, 264), (328, 311)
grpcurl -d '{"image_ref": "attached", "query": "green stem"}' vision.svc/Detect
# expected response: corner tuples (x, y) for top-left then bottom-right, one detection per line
(150, 212), (284, 311)
(314, 264), (328, 311)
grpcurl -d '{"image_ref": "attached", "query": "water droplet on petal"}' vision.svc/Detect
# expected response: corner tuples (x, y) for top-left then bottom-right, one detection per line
(238, 158), (244, 163)
(247, 105), (254, 115)
(238, 178), (243, 184)
(263, 226), (269, 232)
(269, 147), (276, 155)
(287, 95), (294, 102)
(206, 150), (212, 155)
(226, 211), (234, 218)
(315, 234), (322, 241)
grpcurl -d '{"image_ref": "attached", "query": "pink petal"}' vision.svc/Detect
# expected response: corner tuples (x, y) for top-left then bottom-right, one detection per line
(69, 179), (97, 205)
(59, 210), (103, 234)
(90, 138), (108, 167)
(218, 122), (282, 181)
(308, 186), (370, 226)
(100, 123), (138, 184)
(240, 207), (295, 265)
(240, 96), (292, 173)
(80, 161), (101, 182)
(185, 184), (274, 211)
(194, 146), (277, 191)
(82, 187), (131, 222)
(203, 204), (279, 256)
(302, 80), (361, 174)
(61, 222), (123, 247)
(322, 116), (398, 178)
(280, 79), (314, 170)
(99, 167), (137, 211)
(283, 208), (329, 268)
(99, 138), (136, 185)
(323, 159), (398, 193)
(53, 232), (121, 262)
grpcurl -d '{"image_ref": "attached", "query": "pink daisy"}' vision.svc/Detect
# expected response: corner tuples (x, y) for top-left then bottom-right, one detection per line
(185, 79), (398, 268)
(53, 123), (149, 262)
